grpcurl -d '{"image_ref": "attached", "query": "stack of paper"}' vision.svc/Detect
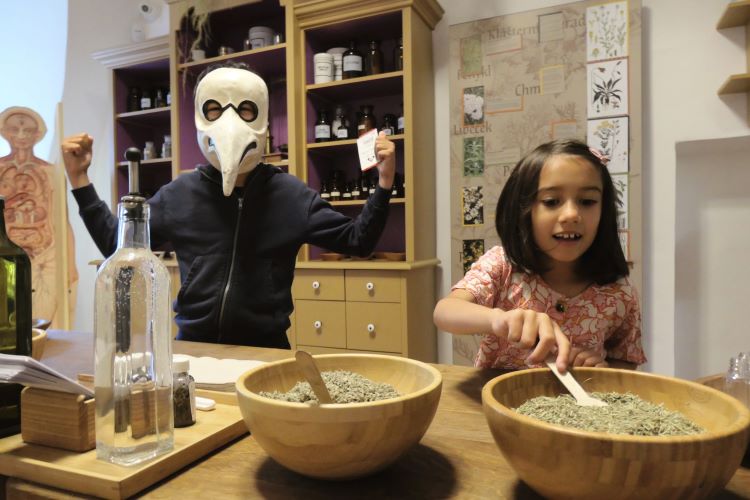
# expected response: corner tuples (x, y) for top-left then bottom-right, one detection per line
(180, 355), (265, 391)
(0, 353), (94, 398)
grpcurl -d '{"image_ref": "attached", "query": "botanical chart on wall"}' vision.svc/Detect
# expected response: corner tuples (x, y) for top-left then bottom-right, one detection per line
(449, 0), (642, 365)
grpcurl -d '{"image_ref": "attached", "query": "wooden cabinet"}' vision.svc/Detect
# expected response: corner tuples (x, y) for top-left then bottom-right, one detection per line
(717, 1), (750, 123)
(164, 0), (443, 360)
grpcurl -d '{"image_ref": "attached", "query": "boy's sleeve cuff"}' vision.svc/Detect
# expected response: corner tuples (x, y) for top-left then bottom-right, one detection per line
(71, 184), (101, 210)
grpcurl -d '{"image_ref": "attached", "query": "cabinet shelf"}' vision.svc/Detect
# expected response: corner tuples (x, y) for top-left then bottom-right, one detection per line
(116, 107), (171, 126)
(307, 134), (404, 150)
(306, 72), (404, 101)
(329, 198), (405, 207)
(117, 158), (172, 167)
(717, 1), (750, 29)
(718, 73), (750, 95)
(178, 44), (287, 78)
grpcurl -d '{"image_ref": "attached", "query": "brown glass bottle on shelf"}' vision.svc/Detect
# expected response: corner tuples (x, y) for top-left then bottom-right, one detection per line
(127, 87), (141, 112)
(342, 41), (363, 79)
(358, 105), (376, 137)
(314, 109), (332, 143)
(394, 37), (403, 71)
(342, 182), (353, 200)
(320, 181), (331, 202)
(352, 174), (363, 200)
(329, 170), (343, 201)
(365, 40), (383, 75)
(0, 195), (32, 438)
(154, 88), (167, 108)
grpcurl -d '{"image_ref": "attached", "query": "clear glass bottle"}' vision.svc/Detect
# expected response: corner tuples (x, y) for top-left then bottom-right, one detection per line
(727, 356), (750, 408)
(342, 41), (363, 79)
(0, 195), (32, 438)
(94, 163), (173, 465)
(332, 105), (349, 140)
(365, 40), (383, 75)
(394, 37), (403, 71)
(143, 141), (156, 161)
(382, 114), (397, 136)
(172, 355), (196, 428)
(314, 109), (332, 143)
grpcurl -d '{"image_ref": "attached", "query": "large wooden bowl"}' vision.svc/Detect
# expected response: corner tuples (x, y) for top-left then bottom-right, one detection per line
(482, 368), (750, 500)
(236, 353), (442, 479)
(31, 328), (47, 361)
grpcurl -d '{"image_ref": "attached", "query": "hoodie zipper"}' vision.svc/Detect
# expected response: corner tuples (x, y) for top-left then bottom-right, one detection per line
(217, 196), (243, 340)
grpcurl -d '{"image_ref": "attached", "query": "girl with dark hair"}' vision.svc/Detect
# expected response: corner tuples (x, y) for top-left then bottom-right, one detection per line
(434, 139), (645, 372)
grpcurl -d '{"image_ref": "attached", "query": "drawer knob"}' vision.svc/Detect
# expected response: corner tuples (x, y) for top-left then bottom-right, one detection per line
(366, 282), (375, 291)
(367, 323), (376, 333)
(314, 320), (322, 330)
(312, 281), (320, 290)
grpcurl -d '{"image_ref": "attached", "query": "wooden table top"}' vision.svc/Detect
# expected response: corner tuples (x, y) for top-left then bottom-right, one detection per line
(6, 330), (750, 499)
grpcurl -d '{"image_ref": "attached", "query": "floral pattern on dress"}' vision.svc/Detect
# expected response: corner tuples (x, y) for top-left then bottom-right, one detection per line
(452, 245), (646, 369)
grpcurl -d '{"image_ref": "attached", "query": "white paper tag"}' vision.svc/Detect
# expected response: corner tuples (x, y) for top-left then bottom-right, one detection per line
(357, 128), (379, 172)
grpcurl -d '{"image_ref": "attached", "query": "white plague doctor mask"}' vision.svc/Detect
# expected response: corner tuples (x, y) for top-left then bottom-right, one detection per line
(195, 67), (268, 196)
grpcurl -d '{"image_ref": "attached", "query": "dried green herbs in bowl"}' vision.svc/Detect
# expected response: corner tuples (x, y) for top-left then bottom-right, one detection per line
(236, 353), (442, 480)
(482, 367), (750, 499)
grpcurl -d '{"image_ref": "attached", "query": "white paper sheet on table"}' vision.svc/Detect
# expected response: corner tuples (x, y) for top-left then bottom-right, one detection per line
(180, 355), (265, 391)
(0, 353), (94, 398)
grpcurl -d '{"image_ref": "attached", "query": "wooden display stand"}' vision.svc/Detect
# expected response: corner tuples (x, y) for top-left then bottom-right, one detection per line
(21, 388), (95, 452)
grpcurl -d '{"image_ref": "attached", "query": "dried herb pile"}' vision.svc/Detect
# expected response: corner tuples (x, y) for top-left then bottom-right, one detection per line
(516, 392), (705, 436)
(260, 370), (400, 404)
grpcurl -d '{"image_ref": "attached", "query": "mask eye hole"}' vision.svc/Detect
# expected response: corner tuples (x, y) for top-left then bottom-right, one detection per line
(203, 100), (223, 121)
(237, 100), (258, 122)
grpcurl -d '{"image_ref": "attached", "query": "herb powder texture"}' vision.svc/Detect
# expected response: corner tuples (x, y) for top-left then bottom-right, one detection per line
(515, 392), (705, 436)
(259, 370), (400, 403)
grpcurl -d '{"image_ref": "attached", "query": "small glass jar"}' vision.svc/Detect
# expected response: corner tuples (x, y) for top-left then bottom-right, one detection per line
(320, 181), (331, 201)
(314, 109), (332, 143)
(140, 89), (152, 110)
(172, 355), (196, 428)
(382, 113), (397, 136)
(154, 88), (166, 108)
(143, 141), (156, 160)
(364, 40), (383, 75)
(342, 182), (353, 200)
(329, 170), (343, 201)
(352, 175), (362, 200)
(127, 87), (141, 112)
(358, 105), (376, 137)
(342, 41), (363, 79)
(394, 37), (404, 71)
(161, 135), (172, 158)
(332, 105), (348, 140)
(165, 89), (171, 107)
(397, 102), (405, 134)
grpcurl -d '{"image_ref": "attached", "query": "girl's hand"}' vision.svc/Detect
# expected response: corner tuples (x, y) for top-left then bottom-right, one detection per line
(491, 308), (570, 372)
(569, 347), (609, 367)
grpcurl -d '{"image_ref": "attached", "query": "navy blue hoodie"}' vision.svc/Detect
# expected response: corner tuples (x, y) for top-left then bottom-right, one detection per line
(73, 163), (391, 348)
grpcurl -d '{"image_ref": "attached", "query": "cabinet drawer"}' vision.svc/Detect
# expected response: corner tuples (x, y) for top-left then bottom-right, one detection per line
(293, 270), (345, 300)
(345, 271), (401, 303)
(346, 302), (402, 352)
(295, 300), (346, 348)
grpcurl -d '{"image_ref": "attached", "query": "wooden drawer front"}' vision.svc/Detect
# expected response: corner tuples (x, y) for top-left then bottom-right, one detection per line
(345, 271), (401, 303)
(346, 302), (402, 352)
(293, 270), (345, 300)
(295, 300), (346, 348)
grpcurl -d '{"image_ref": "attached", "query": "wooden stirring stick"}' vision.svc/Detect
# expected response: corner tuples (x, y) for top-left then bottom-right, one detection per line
(295, 350), (333, 404)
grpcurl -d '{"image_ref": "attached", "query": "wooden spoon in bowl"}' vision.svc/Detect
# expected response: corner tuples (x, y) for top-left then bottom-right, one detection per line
(545, 359), (607, 407)
(295, 350), (333, 404)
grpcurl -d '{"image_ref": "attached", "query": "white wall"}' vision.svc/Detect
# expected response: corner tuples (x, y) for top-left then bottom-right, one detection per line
(62, 0), (169, 332)
(433, 0), (750, 373)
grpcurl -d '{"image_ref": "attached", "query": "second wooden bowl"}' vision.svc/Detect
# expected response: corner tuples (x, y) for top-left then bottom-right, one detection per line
(482, 368), (750, 500)
(236, 354), (442, 479)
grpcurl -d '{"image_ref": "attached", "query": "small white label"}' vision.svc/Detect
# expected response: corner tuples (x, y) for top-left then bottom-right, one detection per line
(331, 190), (341, 197)
(321, 192), (330, 199)
(314, 124), (331, 139)
(343, 192), (352, 199)
(397, 116), (404, 131)
(382, 127), (394, 136)
(343, 55), (362, 72)
(336, 128), (349, 139)
(357, 128), (379, 172)
(352, 189), (361, 197)
(140, 97), (151, 109)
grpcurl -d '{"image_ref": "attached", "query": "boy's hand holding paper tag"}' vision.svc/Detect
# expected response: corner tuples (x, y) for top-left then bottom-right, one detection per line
(357, 130), (395, 190)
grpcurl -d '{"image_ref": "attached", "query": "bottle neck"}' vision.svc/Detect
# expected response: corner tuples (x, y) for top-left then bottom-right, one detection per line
(116, 201), (150, 249)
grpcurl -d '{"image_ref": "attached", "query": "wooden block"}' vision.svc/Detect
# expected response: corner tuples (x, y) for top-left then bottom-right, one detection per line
(21, 387), (95, 452)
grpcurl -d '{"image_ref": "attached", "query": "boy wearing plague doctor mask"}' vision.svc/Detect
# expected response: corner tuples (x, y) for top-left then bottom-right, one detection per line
(61, 62), (396, 348)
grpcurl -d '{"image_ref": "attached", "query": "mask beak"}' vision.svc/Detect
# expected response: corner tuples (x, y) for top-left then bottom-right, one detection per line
(205, 114), (260, 196)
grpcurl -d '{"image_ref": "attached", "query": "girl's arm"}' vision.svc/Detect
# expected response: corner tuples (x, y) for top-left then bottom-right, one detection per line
(434, 289), (571, 372)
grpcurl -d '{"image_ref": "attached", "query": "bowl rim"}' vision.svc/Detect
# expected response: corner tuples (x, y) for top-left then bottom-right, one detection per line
(236, 353), (443, 409)
(482, 367), (750, 443)
(31, 327), (46, 339)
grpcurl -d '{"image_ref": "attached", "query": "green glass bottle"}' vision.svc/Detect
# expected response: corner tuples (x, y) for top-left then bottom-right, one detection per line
(0, 195), (32, 437)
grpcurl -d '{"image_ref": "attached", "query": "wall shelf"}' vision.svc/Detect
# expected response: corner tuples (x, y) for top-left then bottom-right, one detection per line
(718, 73), (750, 94)
(716, 2), (750, 123)
(717, 0), (750, 29)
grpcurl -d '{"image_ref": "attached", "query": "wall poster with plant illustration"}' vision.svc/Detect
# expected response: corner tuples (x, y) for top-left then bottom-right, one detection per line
(448, 0), (642, 365)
